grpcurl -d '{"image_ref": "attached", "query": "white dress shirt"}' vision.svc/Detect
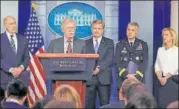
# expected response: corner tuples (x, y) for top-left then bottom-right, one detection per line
(93, 36), (102, 68)
(6, 31), (18, 53)
(155, 46), (178, 76)
(64, 37), (73, 53)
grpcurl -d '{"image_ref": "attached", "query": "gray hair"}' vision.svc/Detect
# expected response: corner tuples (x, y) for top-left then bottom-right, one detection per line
(61, 18), (76, 32)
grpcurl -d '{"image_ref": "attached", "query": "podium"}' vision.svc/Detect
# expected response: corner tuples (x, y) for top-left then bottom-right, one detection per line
(37, 53), (99, 107)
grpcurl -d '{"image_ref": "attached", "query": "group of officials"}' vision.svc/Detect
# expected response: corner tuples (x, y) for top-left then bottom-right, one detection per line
(0, 16), (178, 108)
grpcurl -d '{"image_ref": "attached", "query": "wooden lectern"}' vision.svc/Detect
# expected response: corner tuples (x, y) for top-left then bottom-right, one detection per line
(37, 53), (99, 107)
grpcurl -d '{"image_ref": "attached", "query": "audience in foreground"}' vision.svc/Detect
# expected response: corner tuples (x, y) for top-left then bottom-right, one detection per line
(125, 92), (158, 108)
(100, 78), (140, 108)
(53, 84), (82, 108)
(167, 100), (179, 109)
(2, 79), (28, 108)
(44, 100), (76, 108)
(31, 97), (52, 109)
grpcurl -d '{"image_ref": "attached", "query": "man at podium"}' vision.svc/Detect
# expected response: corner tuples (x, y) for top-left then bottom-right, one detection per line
(85, 20), (114, 108)
(47, 18), (85, 53)
(115, 22), (148, 89)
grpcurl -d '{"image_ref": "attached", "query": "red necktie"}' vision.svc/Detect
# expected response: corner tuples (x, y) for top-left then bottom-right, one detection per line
(66, 40), (72, 53)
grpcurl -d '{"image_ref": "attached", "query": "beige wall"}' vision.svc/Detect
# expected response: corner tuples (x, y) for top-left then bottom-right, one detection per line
(1, 1), (18, 32)
(171, 1), (178, 36)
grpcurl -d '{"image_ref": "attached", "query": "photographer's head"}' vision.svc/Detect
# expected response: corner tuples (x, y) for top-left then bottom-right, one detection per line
(125, 92), (158, 108)
(6, 79), (28, 105)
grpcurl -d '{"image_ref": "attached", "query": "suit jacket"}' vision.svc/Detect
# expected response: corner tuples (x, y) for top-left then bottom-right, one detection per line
(115, 38), (148, 88)
(47, 37), (85, 53)
(2, 101), (27, 108)
(0, 32), (30, 88)
(85, 37), (114, 85)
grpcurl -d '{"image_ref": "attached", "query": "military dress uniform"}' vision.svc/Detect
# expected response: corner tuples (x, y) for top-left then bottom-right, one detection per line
(115, 38), (148, 89)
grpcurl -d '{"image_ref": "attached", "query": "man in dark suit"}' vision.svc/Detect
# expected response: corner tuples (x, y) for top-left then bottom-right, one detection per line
(0, 16), (30, 90)
(2, 79), (28, 108)
(85, 20), (114, 108)
(115, 22), (148, 89)
(47, 18), (85, 53)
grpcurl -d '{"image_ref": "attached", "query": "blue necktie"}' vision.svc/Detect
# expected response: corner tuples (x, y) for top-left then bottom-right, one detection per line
(94, 40), (99, 53)
(10, 35), (16, 54)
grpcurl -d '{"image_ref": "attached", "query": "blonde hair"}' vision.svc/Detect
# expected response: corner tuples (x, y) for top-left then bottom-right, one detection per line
(53, 84), (82, 108)
(162, 28), (178, 47)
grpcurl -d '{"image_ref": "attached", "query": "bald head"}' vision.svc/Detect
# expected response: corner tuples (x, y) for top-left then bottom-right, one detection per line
(4, 16), (17, 34)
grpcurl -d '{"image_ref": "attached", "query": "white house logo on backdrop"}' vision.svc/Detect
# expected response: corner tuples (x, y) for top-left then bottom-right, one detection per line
(48, 2), (103, 39)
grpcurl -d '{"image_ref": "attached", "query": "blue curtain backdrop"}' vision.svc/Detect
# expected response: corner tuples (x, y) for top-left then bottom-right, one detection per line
(118, 1), (131, 40)
(18, 0), (31, 35)
(153, 0), (171, 103)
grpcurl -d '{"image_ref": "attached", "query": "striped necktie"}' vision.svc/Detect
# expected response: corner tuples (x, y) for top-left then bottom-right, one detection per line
(66, 39), (72, 53)
(10, 35), (16, 54)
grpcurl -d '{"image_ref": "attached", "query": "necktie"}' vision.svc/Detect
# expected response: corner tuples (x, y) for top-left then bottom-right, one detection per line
(94, 40), (99, 53)
(66, 39), (72, 53)
(10, 35), (16, 54)
(130, 42), (133, 47)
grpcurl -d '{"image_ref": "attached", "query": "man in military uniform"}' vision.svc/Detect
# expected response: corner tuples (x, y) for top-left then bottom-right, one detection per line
(115, 22), (148, 89)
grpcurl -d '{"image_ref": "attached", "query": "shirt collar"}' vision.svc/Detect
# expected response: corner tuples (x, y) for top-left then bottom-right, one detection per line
(64, 36), (73, 42)
(6, 98), (20, 104)
(163, 45), (177, 50)
(6, 31), (17, 41)
(128, 38), (135, 43)
(6, 31), (16, 37)
(93, 36), (102, 43)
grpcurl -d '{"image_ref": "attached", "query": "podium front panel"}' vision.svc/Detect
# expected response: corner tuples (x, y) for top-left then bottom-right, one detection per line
(40, 58), (95, 81)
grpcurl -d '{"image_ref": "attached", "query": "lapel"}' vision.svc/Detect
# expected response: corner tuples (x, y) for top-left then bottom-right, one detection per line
(4, 32), (17, 57)
(61, 37), (64, 53)
(97, 37), (106, 54)
(88, 38), (95, 53)
(73, 37), (78, 53)
(124, 39), (133, 53)
(124, 38), (140, 53)
(133, 38), (140, 51)
(16, 33), (21, 56)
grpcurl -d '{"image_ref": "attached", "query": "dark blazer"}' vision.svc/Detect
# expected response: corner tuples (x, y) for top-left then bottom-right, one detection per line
(85, 37), (114, 85)
(115, 38), (148, 88)
(0, 32), (30, 89)
(47, 37), (85, 53)
(2, 101), (27, 108)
